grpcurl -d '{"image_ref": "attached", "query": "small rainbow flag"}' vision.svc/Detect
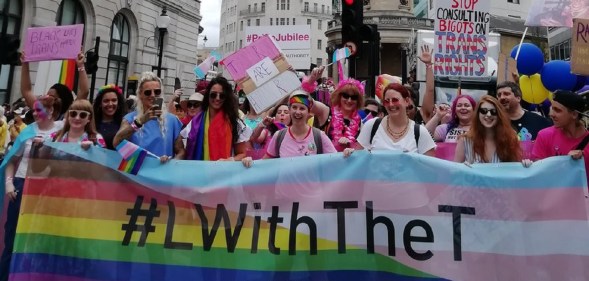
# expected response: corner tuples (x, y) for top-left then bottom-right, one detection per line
(59, 59), (77, 90)
(116, 140), (149, 175)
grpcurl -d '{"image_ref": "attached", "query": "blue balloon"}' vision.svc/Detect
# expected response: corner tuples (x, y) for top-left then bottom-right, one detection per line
(510, 43), (545, 75)
(540, 60), (577, 92)
(574, 76), (587, 92)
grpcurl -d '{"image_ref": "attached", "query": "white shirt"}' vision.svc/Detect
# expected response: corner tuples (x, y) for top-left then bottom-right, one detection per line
(357, 118), (436, 154)
(15, 121), (63, 178)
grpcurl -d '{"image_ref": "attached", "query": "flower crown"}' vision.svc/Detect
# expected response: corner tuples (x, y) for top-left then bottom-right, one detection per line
(337, 78), (365, 95)
(98, 84), (123, 96)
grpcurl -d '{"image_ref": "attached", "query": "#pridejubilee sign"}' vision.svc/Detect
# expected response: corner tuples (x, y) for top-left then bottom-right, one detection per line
(434, 0), (491, 78)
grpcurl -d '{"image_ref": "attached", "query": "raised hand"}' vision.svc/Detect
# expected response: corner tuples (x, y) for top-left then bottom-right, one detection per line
(419, 45), (433, 65)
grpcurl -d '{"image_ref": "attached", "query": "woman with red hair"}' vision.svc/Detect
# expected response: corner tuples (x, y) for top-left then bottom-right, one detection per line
(455, 95), (531, 165)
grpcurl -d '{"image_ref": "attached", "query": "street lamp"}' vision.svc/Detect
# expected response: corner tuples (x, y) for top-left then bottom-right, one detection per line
(156, 6), (170, 78)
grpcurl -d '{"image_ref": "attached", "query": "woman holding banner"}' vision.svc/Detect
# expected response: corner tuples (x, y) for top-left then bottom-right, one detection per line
(454, 95), (530, 166)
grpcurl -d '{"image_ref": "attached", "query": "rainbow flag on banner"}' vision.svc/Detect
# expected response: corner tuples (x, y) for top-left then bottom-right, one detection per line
(3, 143), (589, 281)
(116, 140), (150, 175)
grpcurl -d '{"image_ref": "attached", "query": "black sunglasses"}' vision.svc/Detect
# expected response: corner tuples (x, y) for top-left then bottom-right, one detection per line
(69, 110), (90, 119)
(364, 109), (378, 116)
(143, 89), (162, 96)
(187, 101), (201, 108)
(341, 92), (359, 101)
(479, 108), (498, 116)
(210, 92), (226, 100)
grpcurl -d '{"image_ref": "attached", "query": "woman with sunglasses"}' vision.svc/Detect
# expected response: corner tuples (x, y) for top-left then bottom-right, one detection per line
(52, 100), (106, 148)
(179, 92), (204, 127)
(2, 95), (62, 280)
(455, 95), (530, 166)
(346, 83), (436, 156)
(113, 72), (185, 161)
(93, 84), (126, 150)
(183, 77), (252, 161)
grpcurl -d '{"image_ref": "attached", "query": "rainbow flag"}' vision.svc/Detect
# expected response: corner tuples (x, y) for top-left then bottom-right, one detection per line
(58, 59), (77, 90)
(4, 143), (589, 280)
(116, 140), (150, 175)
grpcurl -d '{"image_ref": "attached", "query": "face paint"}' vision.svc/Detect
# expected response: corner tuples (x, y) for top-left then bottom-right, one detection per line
(34, 100), (50, 120)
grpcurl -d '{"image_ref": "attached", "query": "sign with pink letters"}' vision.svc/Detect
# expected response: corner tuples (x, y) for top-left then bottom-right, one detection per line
(24, 24), (84, 62)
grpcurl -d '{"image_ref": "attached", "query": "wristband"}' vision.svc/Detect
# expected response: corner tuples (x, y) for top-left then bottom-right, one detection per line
(77, 67), (86, 72)
(134, 119), (143, 128)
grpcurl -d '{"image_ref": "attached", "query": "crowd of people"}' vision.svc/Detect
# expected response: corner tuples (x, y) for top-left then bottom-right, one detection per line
(0, 46), (588, 280)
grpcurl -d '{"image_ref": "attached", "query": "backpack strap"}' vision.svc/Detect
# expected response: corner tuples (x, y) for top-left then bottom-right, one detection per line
(575, 134), (589, 150)
(414, 123), (421, 147)
(312, 127), (323, 154)
(274, 128), (288, 158)
(369, 118), (383, 145)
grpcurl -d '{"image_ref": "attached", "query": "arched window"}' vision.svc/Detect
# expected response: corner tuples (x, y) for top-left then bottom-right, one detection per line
(106, 14), (130, 90)
(57, 0), (85, 25)
(0, 0), (22, 103)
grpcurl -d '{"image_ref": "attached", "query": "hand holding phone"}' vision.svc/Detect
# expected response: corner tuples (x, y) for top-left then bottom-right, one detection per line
(154, 97), (164, 109)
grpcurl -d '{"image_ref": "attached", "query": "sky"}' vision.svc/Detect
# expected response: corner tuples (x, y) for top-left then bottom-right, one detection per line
(200, 0), (222, 48)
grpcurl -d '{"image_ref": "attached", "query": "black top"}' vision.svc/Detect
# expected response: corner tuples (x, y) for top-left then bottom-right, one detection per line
(511, 111), (552, 141)
(98, 120), (120, 150)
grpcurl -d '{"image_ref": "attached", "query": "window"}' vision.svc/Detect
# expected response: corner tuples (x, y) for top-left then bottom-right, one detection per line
(270, 18), (273, 25)
(281, 0), (286, 10)
(507, 0), (520, 3)
(287, 18), (290, 25)
(276, 1), (279, 10)
(261, 3), (265, 12)
(56, 0), (86, 96)
(280, 18), (285, 25)
(240, 40), (243, 48)
(293, 18), (296, 25)
(314, 3), (318, 12)
(106, 13), (130, 90)
(322, 5), (325, 13)
(247, 19), (251, 26)
(317, 58), (323, 65)
(304, 2), (309, 12)
(327, 6), (330, 15)
(307, 19), (311, 25)
(317, 39), (322, 50)
(0, 0), (22, 103)
(248, 4), (251, 12)
(318, 20), (322, 29)
(287, 0), (290, 10)
(240, 21), (243, 31)
(254, 3), (257, 11)
(550, 39), (572, 60)
(256, 19), (260, 26)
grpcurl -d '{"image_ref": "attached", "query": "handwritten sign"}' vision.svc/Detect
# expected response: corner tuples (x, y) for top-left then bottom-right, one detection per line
(497, 53), (517, 83)
(24, 24), (84, 62)
(246, 57), (280, 87)
(434, 0), (490, 77)
(572, 18), (589, 76)
(247, 71), (300, 113)
(220, 35), (281, 81)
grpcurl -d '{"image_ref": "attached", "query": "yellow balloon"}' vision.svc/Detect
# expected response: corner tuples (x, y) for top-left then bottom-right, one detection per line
(519, 74), (549, 104)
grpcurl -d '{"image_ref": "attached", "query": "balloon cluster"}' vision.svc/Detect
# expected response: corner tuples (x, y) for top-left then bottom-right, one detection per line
(510, 43), (587, 105)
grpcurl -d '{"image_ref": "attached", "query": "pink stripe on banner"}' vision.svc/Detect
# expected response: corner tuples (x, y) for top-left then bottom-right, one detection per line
(435, 141), (535, 161)
(157, 181), (588, 222)
(10, 273), (103, 281)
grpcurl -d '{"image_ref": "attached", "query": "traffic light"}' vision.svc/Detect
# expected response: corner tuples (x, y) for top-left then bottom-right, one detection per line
(0, 35), (21, 66)
(341, 0), (363, 57)
(85, 50), (99, 74)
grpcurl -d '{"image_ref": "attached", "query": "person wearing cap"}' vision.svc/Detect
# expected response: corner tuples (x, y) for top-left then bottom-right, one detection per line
(241, 91), (337, 167)
(179, 92), (204, 127)
(532, 90), (589, 182)
(9, 107), (27, 143)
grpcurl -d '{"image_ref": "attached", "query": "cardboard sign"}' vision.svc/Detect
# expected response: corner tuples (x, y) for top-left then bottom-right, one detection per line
(220, 35), (282, 82)
(246, 57), (280, 87)
(247, 71), (300, 114)
(434, 0), (491, 77)
(572, 18), (589, 76)
(24, 24), (84, 62)
(497, 53), (518, 83)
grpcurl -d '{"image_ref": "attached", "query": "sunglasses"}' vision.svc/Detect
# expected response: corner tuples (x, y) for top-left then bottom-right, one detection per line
(187, 101), (201, 108)
(143, 89), (162, 96)
(210, 92), (226, 100)
(364, 109), (378, 116)
(341, 93), (359, 101)
(383, 97), (401, 105)
(68, 110), (90, 119)
(478, 108), (498, 116)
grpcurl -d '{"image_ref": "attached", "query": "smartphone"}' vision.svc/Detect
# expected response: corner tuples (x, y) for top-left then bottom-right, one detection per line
(174, 78), (182, 103)
(154, 97), (164, 109)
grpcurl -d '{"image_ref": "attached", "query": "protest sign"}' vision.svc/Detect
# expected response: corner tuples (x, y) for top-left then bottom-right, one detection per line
(525, 0), (589, 28)
(244, 25), (311, 70)
(572, 18), (589, 76)
(434, 0), (491, 78)
(4, 142), (589, 281)
(23, 24), (84, 62)
(496, 53), (518, 83)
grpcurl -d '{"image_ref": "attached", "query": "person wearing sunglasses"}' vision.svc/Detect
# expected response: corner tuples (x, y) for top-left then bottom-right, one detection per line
(114, 72), (185, 161)
(347, 83), (436, 157)
(92, 84), (126, 150)
(179, 92), (204, 127)
(183, 77), (252, 161)
(51, 100), (106, 149)
(454, 95), (530, 166)
(2, 95), (62, 280)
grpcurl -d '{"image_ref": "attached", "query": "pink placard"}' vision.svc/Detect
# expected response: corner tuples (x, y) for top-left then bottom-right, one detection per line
(220, 35), (281, 81)
(24, 24), (84, 62)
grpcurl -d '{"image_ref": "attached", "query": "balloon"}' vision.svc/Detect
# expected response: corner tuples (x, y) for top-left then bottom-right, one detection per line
(540, 60), (577, 92)
(574, 76), (587, 92)
(520, 74), (550, 104)
(510, 43), (545, 75)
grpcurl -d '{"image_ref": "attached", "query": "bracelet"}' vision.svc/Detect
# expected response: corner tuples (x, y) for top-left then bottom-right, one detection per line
(133, 119), (143, 128)
(130, 121), (139, 131)
(77, 67), (86, 72)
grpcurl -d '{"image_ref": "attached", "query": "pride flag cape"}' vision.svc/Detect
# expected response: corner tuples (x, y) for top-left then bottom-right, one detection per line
(5, 144), (589, 281)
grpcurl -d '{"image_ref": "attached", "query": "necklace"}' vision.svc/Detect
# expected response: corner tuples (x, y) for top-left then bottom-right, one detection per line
(386, 117), (409, 139)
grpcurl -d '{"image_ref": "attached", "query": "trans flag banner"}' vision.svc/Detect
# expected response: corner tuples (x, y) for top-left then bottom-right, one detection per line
(4, 142), (589, 281)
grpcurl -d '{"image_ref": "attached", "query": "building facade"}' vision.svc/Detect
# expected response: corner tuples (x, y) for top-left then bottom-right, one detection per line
(218, 0), (332, 78)
(0, 0), (202, 104)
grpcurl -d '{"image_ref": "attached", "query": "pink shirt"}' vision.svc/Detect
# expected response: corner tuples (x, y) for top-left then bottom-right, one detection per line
(532, 126), (589, 183)
(266, 127), (337, 158)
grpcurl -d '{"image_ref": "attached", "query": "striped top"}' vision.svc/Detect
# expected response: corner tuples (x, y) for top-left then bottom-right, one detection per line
(464, 137), (501, 164)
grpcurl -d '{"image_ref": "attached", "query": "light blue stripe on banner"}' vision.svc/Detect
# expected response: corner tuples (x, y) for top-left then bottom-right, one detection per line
(44, 143), (587, 190)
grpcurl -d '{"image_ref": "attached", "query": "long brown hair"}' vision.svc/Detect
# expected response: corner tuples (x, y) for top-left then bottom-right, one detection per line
(465, 95), (522, 162)
(53, 100), (100, 143)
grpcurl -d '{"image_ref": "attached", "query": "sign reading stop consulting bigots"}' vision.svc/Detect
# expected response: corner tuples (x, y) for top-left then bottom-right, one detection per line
(244, 25), (311, 70)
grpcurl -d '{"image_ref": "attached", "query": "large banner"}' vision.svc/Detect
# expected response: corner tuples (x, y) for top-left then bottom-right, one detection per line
(525, 0), (589, 27)
(244, 25), (311, 70)
(434, 0), (491, 78)
(5, 143), (589, 280)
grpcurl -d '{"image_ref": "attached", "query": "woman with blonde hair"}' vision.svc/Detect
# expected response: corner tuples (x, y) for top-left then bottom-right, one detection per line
(51, 99), (106, 149)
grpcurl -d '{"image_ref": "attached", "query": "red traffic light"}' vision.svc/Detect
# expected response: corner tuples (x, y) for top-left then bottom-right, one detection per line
(344, 0), (355, 5)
